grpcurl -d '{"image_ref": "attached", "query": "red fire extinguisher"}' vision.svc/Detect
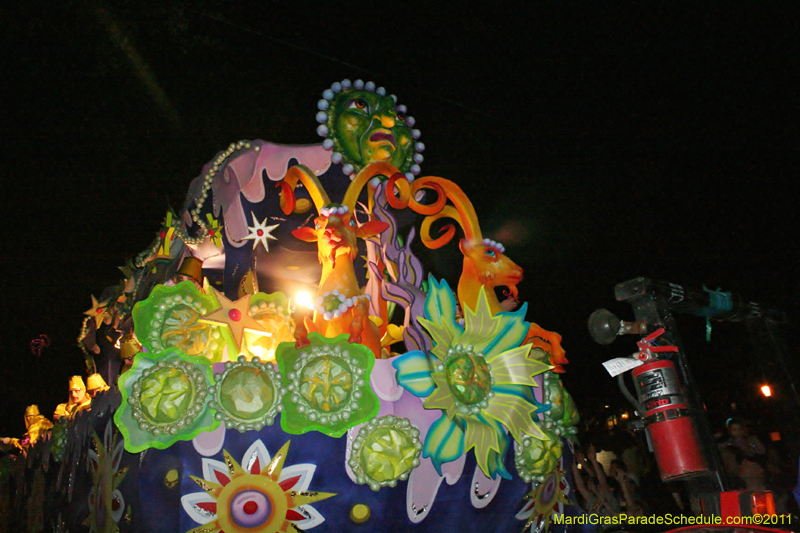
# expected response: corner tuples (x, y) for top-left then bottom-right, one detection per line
(632, 329), (708, 481)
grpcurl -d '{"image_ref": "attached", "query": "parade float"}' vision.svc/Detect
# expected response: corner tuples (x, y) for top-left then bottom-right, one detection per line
(0, 80), (580, 533)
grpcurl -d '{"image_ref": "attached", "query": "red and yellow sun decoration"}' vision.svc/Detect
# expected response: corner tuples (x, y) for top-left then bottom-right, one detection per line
(181, 440), (335, 533)
(516, 467), (570, 533)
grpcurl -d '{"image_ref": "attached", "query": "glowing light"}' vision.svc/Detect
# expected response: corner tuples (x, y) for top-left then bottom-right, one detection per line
(760, 384), (772, 397)
(294, 291), (314, 310)
(621, 412), (629, 420)
(243, 342), (276, 363)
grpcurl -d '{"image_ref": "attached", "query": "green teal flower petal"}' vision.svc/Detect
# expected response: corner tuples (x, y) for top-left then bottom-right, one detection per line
(480, 417), (512, 480)
(464, 414), (504, 475)
(420, 277), (462, 360)
(423, 276), (461, 331)
(392, 350), (436, 397)
(462, 286), (529, 357)
(423, 371), (458, 412)
(483, 389), (545, 442)
(422, 414), (465, 475)
(487, 344), (548, 386)
(499, 301), (528, 321)
(413, 280), (556, 479)
(493, 383), (543, 410)
(277, 333), (379, 438)
(114, 347), (218, 453)
(486, 303), (531, 356)
(459, 296), (498, 350)
(416, 317), (456, 362)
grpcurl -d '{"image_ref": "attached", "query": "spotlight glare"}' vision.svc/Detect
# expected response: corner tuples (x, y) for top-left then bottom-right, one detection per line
(294, 290), (314, 310)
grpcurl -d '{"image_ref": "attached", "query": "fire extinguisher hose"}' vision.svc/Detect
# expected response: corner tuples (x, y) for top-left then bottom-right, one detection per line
(617, 373), (644, 416)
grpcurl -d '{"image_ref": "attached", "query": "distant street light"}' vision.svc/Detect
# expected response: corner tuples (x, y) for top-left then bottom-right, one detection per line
(760, 384), (772, 397)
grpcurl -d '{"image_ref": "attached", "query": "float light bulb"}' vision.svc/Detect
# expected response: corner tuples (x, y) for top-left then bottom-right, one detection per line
(295, 290), (314, 310)
(761, 384), (772, 397)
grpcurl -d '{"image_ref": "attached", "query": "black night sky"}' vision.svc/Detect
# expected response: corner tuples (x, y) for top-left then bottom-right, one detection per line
(3, 2), (799, 438)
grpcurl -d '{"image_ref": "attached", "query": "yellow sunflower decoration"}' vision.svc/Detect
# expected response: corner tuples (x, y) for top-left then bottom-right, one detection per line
(393, 278), (552, 478)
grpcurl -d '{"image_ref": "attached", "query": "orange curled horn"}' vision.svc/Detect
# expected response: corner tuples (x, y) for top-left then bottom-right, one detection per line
(276, 165), (331, 216)
(341, 162), (403, 213)
(386, 172), (412, 210)
(382, 173), (447, 214)
(413, 176), (483, 248)
(420, 205), (459, 249)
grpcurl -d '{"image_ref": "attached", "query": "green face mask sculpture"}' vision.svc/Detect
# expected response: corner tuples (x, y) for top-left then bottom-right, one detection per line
(316, 79), (424, 178)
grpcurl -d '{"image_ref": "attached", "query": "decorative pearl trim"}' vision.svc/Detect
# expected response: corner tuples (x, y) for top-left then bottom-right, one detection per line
(314, 290), (371, 320)
(482, 238), (506, 254)
(134, 140), (255, 268)
(319, 204), (349, 217)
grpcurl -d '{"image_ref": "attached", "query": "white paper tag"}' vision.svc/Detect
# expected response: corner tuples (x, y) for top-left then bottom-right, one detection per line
(602, 356), (643, 377)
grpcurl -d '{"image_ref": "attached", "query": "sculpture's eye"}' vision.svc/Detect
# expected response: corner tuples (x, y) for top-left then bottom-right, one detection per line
(485, 249), (496, 258)
(315, 221), (321, 230)
(348, 99), (369, 113)
(349, 217), (356, 227)
(396, 110), (406, 122)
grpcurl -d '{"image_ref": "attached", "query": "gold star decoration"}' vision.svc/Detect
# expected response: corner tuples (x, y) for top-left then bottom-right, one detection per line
(84, 295), (112, 329)
(200, 288), (267, 350)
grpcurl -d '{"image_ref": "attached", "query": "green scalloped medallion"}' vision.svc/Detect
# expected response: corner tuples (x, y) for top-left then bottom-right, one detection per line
(348, 415), (422, 491)
(514, 428), (562, 483)
(277, 333), (378, 437)
(132, 281), (231, 362)
(210, 355), (285, 432)
(114, 347), (218, 452)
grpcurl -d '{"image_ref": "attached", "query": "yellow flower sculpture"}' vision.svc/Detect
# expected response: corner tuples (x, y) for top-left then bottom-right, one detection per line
(393, 278), (552, 478)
